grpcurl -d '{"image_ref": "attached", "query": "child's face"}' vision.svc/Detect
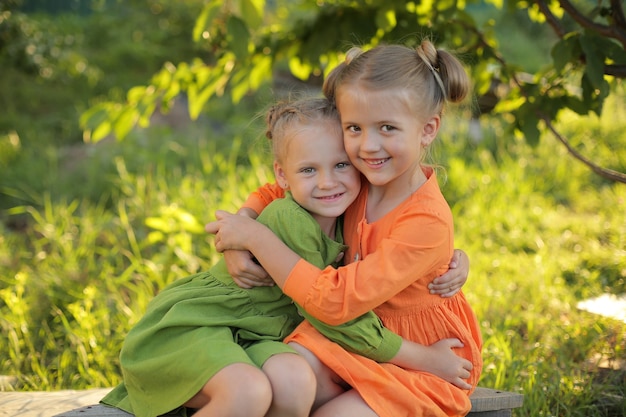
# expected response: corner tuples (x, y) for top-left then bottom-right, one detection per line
(336, 86), (439, 189)
(274, 119), (360, 225)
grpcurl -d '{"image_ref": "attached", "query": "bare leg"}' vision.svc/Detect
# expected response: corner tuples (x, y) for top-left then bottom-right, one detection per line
(312, 389), (378, 417)
(262, 352), (316, 417)
(184, 363), (272, 417)
(287, 342), (348, 411)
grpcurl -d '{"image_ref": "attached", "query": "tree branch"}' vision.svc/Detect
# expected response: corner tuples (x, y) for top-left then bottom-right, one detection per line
(605, 63), (626, 77)
(559, 0), (626, 48)
(535, 0), (567, 38)
(538, 111), (626, 183)
(456, 17), (625, 183)
(609, 0), (626, 30)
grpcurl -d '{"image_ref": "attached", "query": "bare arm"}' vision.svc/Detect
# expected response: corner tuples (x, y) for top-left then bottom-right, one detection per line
(391, 338), (473, 390)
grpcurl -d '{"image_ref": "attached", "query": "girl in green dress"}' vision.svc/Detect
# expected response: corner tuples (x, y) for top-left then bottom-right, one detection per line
(102, 97), (471, 417)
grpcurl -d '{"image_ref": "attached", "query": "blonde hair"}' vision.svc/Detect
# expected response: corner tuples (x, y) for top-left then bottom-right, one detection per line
(265, 97), (340, 162)
(322, 39), (470, 117)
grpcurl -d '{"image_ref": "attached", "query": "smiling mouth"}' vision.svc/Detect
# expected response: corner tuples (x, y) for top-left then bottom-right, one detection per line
(316, 192), (344, 201)
(363, 157), (390, 166)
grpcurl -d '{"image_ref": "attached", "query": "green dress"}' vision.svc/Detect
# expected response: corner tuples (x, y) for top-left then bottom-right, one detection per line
(102, 193), (401, 417)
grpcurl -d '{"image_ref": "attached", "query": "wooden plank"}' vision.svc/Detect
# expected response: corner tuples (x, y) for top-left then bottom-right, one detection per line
(53, 386), (524, 417)
(0, 388), (110, 417)
(55, 405), (131, 416)
(55, 404), (182, 416)
(469, 411), (513, 417)
(469, 387), (524, 412)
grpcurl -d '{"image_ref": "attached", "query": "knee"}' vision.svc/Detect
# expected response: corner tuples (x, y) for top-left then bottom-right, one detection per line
(191, 363), (273, 416)
(264, 353), (316, 413)
(229, 366), (274, 408)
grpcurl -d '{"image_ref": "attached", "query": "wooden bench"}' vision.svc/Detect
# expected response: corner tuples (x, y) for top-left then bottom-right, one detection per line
(467, 387), (524, 416)
(53, 387), (523, 416)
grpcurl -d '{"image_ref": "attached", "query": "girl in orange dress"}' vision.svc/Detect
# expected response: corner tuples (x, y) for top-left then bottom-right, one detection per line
(207, 39), (482, 417)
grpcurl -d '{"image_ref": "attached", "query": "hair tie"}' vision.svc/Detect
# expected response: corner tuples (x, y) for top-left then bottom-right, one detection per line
(416, 46), (446, 98)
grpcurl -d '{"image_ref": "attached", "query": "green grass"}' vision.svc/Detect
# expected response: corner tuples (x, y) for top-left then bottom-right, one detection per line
(1, 93), (625, 416)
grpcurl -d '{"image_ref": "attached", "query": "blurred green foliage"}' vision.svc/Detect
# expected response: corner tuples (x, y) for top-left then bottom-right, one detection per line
(0, 0), (205, 149)
(0, 3), (624, 415)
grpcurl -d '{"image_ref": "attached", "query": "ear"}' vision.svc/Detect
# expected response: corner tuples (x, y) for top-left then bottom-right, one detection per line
(273, 161), (289, 189)
(421, 115), (440, 147)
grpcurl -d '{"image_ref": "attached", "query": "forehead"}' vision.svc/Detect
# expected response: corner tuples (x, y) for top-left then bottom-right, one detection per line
(284, 119), (343, 152)
(336, 86), (415, 117)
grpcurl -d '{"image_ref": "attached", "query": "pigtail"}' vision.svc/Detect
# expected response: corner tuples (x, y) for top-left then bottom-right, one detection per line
(417, 40), (469, 105)
(436, 48), (470, 104)
(416, 42), (447, 101)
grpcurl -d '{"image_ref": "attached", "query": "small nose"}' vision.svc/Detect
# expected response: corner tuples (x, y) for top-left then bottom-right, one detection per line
(360, 130), (380, 152)
(318, 171), (338, 189)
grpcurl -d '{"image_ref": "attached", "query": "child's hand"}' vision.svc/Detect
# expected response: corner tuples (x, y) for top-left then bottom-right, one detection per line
(391, 338), (473, 390)
(207, 207), (272, 288)
(223, 249), (273, 288)
(428, 249), (469, 297)
(206, 210), (259, 252)
(422, 339), (473, 390)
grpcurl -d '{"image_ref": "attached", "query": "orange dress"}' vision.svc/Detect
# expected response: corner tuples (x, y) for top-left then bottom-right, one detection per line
(245, 168), (483, 417)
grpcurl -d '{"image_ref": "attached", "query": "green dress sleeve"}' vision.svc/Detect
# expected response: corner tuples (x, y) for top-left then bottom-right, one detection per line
(258, 195), (402, 362)
(294, 304), (402, 362)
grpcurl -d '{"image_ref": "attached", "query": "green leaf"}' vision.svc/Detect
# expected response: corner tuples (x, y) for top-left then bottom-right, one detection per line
(580, 34), (606, 89)
(137, 101), (156, 128)
(113, 107), (138, 140)
(516, 103), (541, 146)
(227, 15), (250, 60)
(92, 120), (112, 143)
(193, 1), (222, 42)
(163, 80), (181, 103)
(551, 35), (578, 72)
(188, 67), (232, 118)
(79, 104), (110, 131)
(192, 62), (213, 89)
(494, 96), (525, 113)
(603, 39), (626, 64)
(522, 120), (540, 146)
(564, 95), (587, 115)
(127, 86), (148, 105)
(240, 0), (264, 29)
(152, 67), (173, 90)
(80, 104), (116, 143)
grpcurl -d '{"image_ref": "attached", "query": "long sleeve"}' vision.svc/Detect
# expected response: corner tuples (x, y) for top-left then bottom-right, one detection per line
(242, 182), (285, 215)
(283, 173), (454, 326)
(259, 196), (402, 362)
(295, 305), (402, 362)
